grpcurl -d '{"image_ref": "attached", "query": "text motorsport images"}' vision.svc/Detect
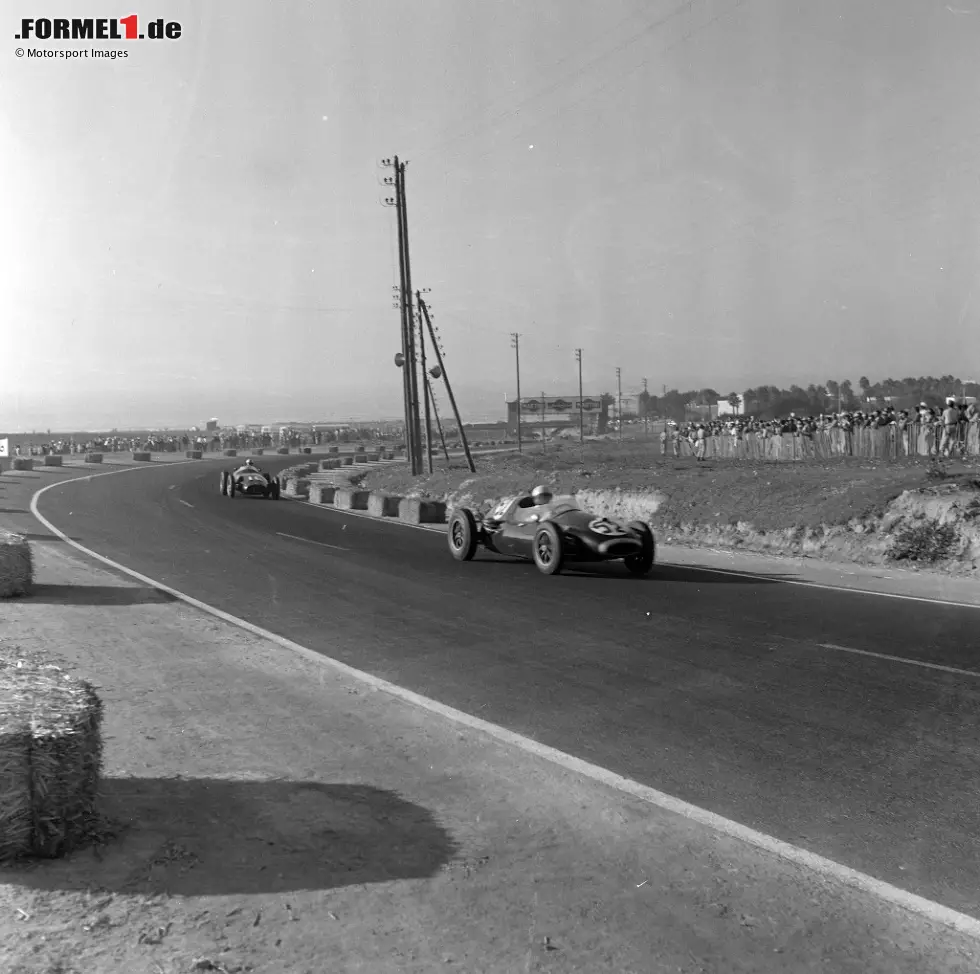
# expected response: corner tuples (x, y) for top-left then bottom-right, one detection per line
(14, 16), (180, 57)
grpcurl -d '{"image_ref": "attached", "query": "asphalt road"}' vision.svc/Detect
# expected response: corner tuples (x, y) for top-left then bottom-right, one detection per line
(34, 456), (980, 917)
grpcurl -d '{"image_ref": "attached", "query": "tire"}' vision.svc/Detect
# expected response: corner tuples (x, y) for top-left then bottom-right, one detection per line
(220, 471), (228, 496)
(624, 521), (655, 576)
(532, 522), (564, 575)
(229, 477), (237, 498)
(448, 508), (479, 561)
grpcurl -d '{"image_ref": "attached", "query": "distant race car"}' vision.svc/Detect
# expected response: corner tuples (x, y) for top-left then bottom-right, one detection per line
(447, 492), (655, 576)
(219, 464), (281, 499)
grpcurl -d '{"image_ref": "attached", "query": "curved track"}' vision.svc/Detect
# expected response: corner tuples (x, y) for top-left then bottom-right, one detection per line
(34, 458), (980, 916)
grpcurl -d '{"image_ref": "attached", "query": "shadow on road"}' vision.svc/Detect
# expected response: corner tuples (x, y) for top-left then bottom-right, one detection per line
(0, 508), (30, 514)
(1, 777), (459, 896)
(26, 584), (177, 605)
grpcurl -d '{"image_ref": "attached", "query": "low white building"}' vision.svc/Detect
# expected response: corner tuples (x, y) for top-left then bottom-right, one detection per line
(716, 394), (744, 417)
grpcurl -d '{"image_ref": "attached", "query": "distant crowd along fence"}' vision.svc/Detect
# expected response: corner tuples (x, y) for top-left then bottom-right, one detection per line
(665, 422), (980, 461)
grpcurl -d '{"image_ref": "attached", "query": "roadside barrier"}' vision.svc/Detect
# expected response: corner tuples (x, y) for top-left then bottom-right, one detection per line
(185, 451), (203, 459)
(308, 484), (337, 504)
(42, 456), (63, 467)
(276, 447), (290, 455)
(334, 488), (370, 511)
(132, 452), (151, 462)
(223, 449), (237, 457)
(0, 531), (32, 598)
(367, 492), (401, 517)
(84, 453), (103, 464)
(11, 459), (33, 471)
(397, 498), (447, 524)
(328, 446), (339, 454)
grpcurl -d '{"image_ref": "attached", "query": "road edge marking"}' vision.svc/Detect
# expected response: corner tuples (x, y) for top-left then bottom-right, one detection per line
(27, 477), (980, 941)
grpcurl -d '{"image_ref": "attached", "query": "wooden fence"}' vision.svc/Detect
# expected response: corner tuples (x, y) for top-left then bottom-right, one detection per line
(665, 423), (980, 461)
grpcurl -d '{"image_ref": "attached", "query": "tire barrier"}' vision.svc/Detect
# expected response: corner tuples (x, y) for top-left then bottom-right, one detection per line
(84, 454), (103, 464)
(0, 532), (33, 598)
(11, 458), (34, 471)
(43, 456), (63, 467)
(185, 451), (203, 459)
(223, 449), (237, 457)
(277, 447), (290, 455)
(367, 492), (401, 517)
(0, 649), (103, 860)
(333, 488), (370, 511)
(308, 483), (337, 505)
(132, 452), (151, 462)
(397, 498), (448, 524)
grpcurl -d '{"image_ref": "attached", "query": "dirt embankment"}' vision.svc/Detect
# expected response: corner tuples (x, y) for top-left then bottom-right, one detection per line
(359, 445), (980, 574)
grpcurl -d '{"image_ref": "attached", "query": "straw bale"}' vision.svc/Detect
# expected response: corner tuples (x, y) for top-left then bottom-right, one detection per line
(43, 455), (63, 467)
(84, 453), (103, 463)
(0, 532), (33, 598)
(132, 451), (151, 461)
(12, 458), (34, 471)
(0, 653), (103, 860)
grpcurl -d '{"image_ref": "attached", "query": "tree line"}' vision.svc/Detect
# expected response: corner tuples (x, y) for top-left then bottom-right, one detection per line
(612, 376), (980, 423)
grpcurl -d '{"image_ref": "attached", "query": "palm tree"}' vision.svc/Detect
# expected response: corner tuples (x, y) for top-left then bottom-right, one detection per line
(726, 392), (741, 414)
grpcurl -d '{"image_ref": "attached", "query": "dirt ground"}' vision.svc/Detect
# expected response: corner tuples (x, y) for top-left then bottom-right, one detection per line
(361, 443), (980, 531)
(2, 508), (980, 970)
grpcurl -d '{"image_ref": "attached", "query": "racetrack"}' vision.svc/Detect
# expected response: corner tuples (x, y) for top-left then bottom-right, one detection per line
(32, 457), (980, 918)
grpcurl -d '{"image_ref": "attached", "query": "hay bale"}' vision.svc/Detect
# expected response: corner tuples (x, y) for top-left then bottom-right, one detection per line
(398, 498), (447, 524)
(366, 453), (381, 462)
(84, 453), (103, 464)
(367, 492), (401, 517)
(132, 452), (151, 462)
(185, 450), (203, 459)
(0, 653), (103, 861)
(328, 446), (339, 454)
(353, 453), (368, 463)
(302, 447), (312, 454)
(334, 488), (370, 511)
(223, 449), (237, 457)
(43, 455), (63, 467)
(253, 448), (264, 455)
(0, 533), (32, 598)
(309, 483), (337, 505)
(12, 458), (33, 471)
(277, 447), (290, 455)
(342, 456), (354, 466)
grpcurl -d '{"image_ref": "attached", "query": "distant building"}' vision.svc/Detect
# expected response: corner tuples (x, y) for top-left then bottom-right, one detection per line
(716, 394), (744, 417)
(505, 395), (610, 434)
(205, 419), (218, 432)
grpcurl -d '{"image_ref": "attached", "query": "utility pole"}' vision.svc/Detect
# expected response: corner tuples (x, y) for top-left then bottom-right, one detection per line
(416, 290), (433, 473)
(575, 349), (584, 442)
(418, 297), (475, 473)
(541, 391), (546, 452)
(381, 157), (418, 471)
(396, 161), (423, 474)
(642, 377), (648, 436)
(616, 367), (623, 440)
(511, 333), (522, 454)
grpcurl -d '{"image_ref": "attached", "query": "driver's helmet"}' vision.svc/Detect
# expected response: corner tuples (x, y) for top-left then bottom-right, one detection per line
(530, 484), (553, 506)
(244, 458), (256, 466)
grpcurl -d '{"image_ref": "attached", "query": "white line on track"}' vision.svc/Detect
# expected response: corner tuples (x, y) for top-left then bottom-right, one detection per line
(25, 463), (980, 941)
(276, 530), (347, 551)
(818, 642), (980, 679)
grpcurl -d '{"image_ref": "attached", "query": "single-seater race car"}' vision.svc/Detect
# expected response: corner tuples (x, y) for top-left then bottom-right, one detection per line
(447, 485), (655, 576)
(219, 461), (281, 499)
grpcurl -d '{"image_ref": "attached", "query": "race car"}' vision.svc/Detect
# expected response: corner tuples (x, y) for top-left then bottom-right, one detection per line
(447, 485), (655, 576)
(219, 461), (281, 499)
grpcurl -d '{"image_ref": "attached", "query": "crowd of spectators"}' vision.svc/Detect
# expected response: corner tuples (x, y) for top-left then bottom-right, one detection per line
(13, 425), (400, 458)
(661, 398), (980, 461)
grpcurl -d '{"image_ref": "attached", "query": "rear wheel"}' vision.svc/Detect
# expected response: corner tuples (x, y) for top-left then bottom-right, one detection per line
(448, 508), (479, 561)
(219, 471), (228, 495)
(624, 521), (655, 576)
(532, 522), (564, 575)
(228, 477), (237, 498)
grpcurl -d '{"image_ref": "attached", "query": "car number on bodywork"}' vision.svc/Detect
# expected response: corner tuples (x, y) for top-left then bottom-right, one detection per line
(588, 517), (628, 536)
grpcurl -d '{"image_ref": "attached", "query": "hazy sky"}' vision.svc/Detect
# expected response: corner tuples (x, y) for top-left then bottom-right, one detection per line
(2, 0), (979, 429)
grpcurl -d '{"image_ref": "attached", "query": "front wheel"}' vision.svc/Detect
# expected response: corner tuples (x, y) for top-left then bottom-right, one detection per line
(624, 521), (655, 576)
(532, 522), (564, 575)
(228, 477), (237, 498)
(448, 508), (479, 561)
(220, 471), (228, 496)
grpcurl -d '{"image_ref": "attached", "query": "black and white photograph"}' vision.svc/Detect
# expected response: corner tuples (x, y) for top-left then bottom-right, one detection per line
(2, 1), (980, 971)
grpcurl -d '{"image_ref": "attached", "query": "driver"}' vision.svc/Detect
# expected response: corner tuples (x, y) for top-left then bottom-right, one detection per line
(509, 484), (555, 524)
(233, 458), (261, 478)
